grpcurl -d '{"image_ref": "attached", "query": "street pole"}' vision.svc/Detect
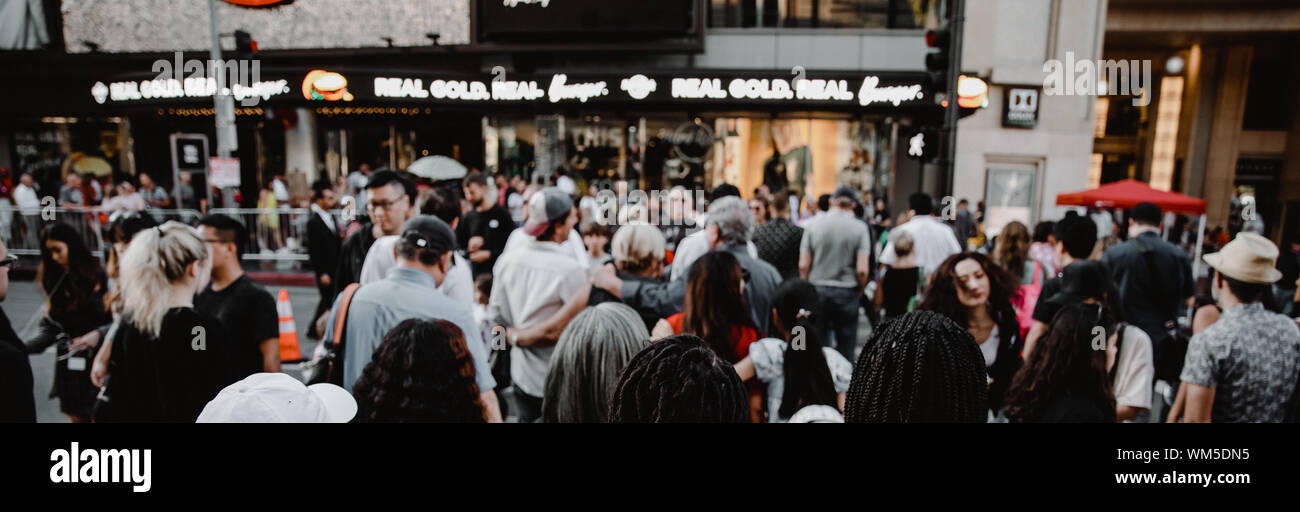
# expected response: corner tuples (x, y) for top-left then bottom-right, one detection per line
(941, 0), (965, 197)
(209, 0), (237, 207)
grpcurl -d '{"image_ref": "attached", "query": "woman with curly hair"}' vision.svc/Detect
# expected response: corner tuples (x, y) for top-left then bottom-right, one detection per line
(353, 318), (486, 423)
(608, 334), (748, 423)
(844, 310), (988, 422)
(25, 222), (111, 422)
(1003, 302), (1117, 423)
(992, 221), (1050, 285)
(918, 252), (1023, 414)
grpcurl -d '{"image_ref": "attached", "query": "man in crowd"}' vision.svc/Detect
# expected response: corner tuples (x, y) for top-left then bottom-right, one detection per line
(669, 184), (757, 281)
(594, 195), (782, 337)
(1181, 233), (1300, 422)
(459, 172), (515, 277)
(306, 179), (341, 339)
(138, 172), (172, 209)
(878, 192), (962, 278)
(488, 188), (586, 423)
(0, 239), (36, 422)
(953, 198), (976, 248)
(59, 172), (84, 206)
(195, 215), (281, 376)
(799, 185), (872, 361)
(13, 173), (41, 246)
(333, 170), (414, 295)
(346, 162), (372, 209)
(1025, 212), (1097, 355)
(1101, 202), (1194, 415)
(324, 215), (501, 421)
(359, 187), (474, 306)
(177, 171), (201, 211)
(752, 189), (803, 279)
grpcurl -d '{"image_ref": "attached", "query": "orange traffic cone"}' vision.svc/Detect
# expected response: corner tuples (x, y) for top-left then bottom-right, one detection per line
(276, 289), (303, 363)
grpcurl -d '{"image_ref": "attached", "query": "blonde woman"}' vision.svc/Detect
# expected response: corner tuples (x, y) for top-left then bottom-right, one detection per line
(99, 221), (237, 422)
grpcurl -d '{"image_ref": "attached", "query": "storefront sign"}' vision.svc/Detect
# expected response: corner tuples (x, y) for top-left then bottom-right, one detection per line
(857, 76), (925, 106)
(1002, 87), (1039, 129)
(620, 75), (657, 100)
(92, 77), (290, 104)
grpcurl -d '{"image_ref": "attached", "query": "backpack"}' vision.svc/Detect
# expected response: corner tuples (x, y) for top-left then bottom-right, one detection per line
(1010, 261), (1042, 339)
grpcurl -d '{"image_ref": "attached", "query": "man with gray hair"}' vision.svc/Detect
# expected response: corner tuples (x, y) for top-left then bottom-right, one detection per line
(799, 185), (873, 361)
(592, 195), (783, 337)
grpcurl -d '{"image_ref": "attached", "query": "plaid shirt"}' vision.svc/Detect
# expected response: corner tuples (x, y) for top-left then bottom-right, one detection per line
(752, 217), (803, 280)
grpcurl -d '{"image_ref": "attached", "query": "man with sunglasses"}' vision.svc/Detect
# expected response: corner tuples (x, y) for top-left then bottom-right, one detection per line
(0, 241), (36, 422)
(333, 170), (415, 297)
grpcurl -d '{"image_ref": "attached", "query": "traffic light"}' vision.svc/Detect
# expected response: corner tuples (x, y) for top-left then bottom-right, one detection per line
(907, 127), (940, 162)
(234, 30), (258, 60)
(924, 29), (951, 88)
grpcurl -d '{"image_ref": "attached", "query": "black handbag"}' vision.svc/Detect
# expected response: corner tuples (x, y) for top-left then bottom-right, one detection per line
(305, 283), (360, 386)
(1132, 235), (1188, 383)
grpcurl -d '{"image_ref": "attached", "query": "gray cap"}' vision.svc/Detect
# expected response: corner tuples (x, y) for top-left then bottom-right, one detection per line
(524, 187), (574, 237)
(832, 185), (859, 204)
(399, 215), (456, 254)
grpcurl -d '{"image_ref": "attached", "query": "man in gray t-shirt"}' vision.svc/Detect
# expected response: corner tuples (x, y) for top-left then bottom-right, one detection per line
(799, 186), (872, 361)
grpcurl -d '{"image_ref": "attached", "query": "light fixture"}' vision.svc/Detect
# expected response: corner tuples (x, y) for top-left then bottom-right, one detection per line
(1165, 56), (1185, 75)
(426, 33), (440, 45)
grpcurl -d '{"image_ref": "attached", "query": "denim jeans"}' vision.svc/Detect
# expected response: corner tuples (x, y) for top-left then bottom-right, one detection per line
(815, 285), (861, 362)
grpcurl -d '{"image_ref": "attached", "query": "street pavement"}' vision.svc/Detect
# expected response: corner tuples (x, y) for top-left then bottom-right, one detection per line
(5, 279), (325, 423)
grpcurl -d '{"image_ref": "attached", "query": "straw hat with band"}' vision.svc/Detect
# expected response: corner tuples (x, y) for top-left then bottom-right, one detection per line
(1203, 232), (1284, 285)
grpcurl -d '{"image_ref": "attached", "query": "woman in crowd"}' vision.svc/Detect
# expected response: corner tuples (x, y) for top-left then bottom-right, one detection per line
(1004, 303), (1117, 423)
(993, 221), (1050, 285)
(89, 211), (159, 420)
(1029, 221), (1059, 277)
(25, 223), (112, 422)
(608, 334), (748, 423)
(733, 279), (852, 423)
(844, 310), (988, 422)
(580, 220), (613, 269)
(256, 176), (282, 251)
(1037, 260), (1153, 422)
(587, 223), (667, 332)
(651, 251), (759, 363)
(919, 252), (1023, 414)
(875, 231), (921, 322)
(749, 195), (770, 225)
(100, 221), (235, 422)
(542, 302), (649, 423)
(353, 319), (487, 423)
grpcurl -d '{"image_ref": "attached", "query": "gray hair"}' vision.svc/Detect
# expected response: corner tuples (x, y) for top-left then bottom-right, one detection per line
(706, 195), (753, 247)
(542, 302), (650, 423)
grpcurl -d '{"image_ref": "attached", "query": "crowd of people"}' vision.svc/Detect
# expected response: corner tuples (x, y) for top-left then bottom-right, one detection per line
(2, 163), (1299, 424)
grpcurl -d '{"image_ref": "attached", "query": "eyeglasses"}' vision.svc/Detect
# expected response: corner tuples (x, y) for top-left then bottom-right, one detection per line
(369, 194), (408, 212)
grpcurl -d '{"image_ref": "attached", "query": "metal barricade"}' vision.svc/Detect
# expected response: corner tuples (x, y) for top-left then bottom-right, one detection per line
(210, 207), (353, 271)
(0, 206), (204, 261)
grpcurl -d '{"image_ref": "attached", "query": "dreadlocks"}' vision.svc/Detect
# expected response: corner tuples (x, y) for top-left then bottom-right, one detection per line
(844, 310), (988, 422)
(608, 334), (749, 423)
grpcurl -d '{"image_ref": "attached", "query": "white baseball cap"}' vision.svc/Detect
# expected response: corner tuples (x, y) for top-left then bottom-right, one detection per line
(197, 373), (357, 423)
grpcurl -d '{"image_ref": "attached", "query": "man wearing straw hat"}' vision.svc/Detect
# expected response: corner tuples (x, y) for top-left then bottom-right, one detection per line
(1180, 233), (1300, 423)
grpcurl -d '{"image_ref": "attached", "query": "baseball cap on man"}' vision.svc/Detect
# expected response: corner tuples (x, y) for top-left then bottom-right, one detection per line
(1203, 232), (1284, 284)
(197, 373), (357, 423)
(832, 185), (859, 204)
(399, 215), (457, 254)
(523, 187), (574, 237)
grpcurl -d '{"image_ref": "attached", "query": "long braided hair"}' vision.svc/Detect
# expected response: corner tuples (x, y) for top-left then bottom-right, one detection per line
(681, 251), (755, 363)
(1003, 303), (1116, 423)
(769, 279), (838, 419)
(608, 334), (748, 423)
(844, 310), (988, 422)
(353, 319), (486, 423)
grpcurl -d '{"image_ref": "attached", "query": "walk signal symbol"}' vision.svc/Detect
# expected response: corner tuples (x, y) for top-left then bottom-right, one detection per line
(908, 133), (925, 157)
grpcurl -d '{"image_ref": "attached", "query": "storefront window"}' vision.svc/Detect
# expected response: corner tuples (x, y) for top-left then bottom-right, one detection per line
(709, 0), (923, 29)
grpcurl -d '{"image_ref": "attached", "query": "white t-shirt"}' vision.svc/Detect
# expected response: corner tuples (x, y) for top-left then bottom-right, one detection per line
(502, 227), (590, 270)
(980, 325), (999, 368)
(879, 215), (962, 276)
(357, 235), (474, 306)
(1111, 324), (1154, 413)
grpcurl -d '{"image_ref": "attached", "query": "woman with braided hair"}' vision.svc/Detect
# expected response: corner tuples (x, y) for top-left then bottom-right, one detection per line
(608, 334), (749, 423)
(353, 318), (487, 422)
(733, 279), (853, 422)
(918, 252), (1023, 414)
(1003, 303), (1117, 423)
(844, 310), (988, 422)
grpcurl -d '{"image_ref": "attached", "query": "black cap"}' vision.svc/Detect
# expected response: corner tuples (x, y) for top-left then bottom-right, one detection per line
(1045, 260), (1113, 306)
(399, 215), (456, 254)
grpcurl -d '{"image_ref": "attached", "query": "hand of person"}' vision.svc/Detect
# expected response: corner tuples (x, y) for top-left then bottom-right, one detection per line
(468, 236), (485, 253)
(592, 264), (621, 296)
(91, 355), (108, 388)
(320, 273), (331, 287)
(70, 330), (100, 353)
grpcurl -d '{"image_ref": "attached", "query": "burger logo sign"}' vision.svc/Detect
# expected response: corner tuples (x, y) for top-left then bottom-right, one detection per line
(303, 70), (353, 101)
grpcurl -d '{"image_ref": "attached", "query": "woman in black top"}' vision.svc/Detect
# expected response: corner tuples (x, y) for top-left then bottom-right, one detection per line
(1004, 303), (1116, 423)
(875, 231), (921, 321)
(100, 222), (235, 422)
(25, 223), (112, 422)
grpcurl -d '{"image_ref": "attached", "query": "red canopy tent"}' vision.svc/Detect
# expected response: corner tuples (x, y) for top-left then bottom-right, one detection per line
(1055, 179), (1205, 214)
(1055, 179), (1209, 298)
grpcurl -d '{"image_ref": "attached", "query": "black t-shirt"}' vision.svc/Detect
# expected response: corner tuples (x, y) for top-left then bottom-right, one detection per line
(1031, 275), (1064, 324)
(457, 204), (515, 276)
(0, 307), (35, 422)
(1026, 392), (1112, 423)
(880, 266), (920, 318)
(195, 275), (280, 378)
(105, 308), (236, 422)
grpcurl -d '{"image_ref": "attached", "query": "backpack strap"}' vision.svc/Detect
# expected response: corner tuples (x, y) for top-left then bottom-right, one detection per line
(1109, 322), (1126, 380)
(330, 283), (362, 351)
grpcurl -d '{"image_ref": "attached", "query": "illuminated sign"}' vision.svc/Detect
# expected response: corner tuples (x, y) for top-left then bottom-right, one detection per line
(547, 74), (608, 103)
(857, 76), (925, 106)
(92, 77), (289, 104)
(908, 132), (925, 157)
(620, 75), (657, 100)
(956, 75), (989, 108)
(503, 0), (550, 6)
(1002, 87), (1039, 129)
(302, 70), (352, 101)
